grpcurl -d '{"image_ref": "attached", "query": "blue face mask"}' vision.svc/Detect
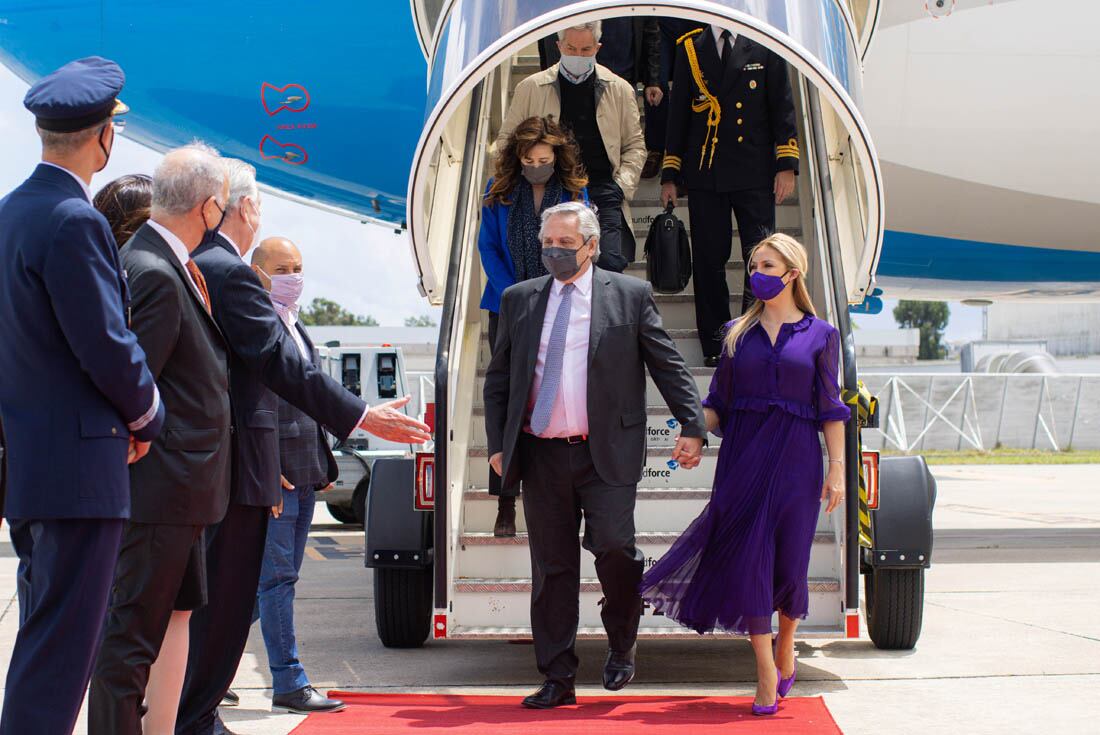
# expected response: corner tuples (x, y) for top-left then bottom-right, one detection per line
(559, 54), (596, 82)
(749, 270), (790, 301)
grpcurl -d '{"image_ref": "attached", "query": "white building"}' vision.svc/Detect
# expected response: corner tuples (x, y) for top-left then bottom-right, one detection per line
(987, 303), (1100, 356)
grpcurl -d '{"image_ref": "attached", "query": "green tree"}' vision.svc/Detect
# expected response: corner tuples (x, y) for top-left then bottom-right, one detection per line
(299, 297), (379, 326)
(404, 314), (438, 327)
(893, 300), (950, 359)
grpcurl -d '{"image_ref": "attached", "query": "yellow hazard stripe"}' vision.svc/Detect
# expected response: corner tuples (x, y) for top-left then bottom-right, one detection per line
(843, 383), (876, 549)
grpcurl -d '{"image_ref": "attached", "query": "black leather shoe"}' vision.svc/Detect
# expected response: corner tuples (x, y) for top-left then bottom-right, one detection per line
(272, 685), (347, 714)
(704, 355), (720, 368)
(221, 688), (239, 706)
(493, 502), (516, 537)
(521, 680), (576, 709)
(603, 644), (637, 691)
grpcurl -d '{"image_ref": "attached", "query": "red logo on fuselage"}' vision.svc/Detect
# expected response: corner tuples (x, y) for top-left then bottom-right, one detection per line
(260, 82), (311, 115)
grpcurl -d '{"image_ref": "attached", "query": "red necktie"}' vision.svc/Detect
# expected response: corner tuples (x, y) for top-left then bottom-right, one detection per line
(185, 260), (212, 314)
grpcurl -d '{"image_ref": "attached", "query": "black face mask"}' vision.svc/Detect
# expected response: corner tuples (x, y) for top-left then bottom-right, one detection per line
(541, 242), (591, 281)
(201, 200), (227, 245)
(95, 124), (112, 173)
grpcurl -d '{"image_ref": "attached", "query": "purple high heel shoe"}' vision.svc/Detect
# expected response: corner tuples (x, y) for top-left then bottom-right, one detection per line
(751, 675), (781, 716)
(777, 661), (797, 698)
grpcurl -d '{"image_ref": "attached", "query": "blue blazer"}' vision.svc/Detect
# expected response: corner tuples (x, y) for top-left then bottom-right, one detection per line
(477, 179), (589, 313)
(192, 235), (366, 507)
(0, 164), (164, 520)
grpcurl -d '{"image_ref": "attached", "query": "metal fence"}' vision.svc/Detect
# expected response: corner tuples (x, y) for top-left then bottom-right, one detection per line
(859, 374), (1100, 452)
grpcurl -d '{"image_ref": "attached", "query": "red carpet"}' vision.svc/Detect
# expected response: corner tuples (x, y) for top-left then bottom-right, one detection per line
(288, 692), (843, 734)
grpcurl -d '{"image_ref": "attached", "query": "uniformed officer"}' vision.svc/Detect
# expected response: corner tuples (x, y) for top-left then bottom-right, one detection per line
(0, 56), (165, 735)
(660, 26), (799, 366)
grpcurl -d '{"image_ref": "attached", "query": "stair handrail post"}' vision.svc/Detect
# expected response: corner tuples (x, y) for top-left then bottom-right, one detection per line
(433, 82), (485, 610)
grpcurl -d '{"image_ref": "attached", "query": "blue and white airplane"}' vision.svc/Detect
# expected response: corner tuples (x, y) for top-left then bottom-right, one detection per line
(0, 0), (1096, 301)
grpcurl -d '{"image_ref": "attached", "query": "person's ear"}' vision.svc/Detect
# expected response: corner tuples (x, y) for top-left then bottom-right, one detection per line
(251, 263), (271, 290)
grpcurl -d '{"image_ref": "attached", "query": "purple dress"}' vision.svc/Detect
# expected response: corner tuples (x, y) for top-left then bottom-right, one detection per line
(640, 314), (850, 635)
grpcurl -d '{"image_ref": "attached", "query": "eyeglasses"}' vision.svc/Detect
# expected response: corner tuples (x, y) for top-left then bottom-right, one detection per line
(111, 118), (127, 133)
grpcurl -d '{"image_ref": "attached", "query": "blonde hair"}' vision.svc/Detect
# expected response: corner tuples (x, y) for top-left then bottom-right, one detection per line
(722, 233), (817, 356)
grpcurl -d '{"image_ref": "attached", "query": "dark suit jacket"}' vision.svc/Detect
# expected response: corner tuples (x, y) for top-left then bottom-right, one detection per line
(192, 234), (365, 507)
(0, 164), (164, 520)
(661, 28), (798, 192)
(119, 224), (232, 525)
(484, 266), (705, 492)
(276, 323), (339, 490)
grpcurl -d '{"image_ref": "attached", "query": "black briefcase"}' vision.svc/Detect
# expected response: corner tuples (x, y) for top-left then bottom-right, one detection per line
(644, 203), (692, 294)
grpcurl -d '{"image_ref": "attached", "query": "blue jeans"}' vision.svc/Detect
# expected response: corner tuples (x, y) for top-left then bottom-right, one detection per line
(253, 484), (316, 695)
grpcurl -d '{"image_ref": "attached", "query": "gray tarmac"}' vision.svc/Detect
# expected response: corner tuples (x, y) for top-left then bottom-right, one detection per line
(2, 464), (1099, 734)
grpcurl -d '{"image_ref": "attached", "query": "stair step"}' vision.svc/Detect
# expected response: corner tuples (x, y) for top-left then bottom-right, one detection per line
(454, 576), (838, 593)
(450, 576), (842, 628)
(459, 532), (835, 547)
(460, 487), (839, 537)
(445, 624), (845, 640)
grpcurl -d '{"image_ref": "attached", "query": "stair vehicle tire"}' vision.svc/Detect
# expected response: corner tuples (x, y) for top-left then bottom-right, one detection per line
(325, 502), (358, 525)
(864, 567), (924, 650)
(374, 567), (432, 648)
(352, 473), (371, 525)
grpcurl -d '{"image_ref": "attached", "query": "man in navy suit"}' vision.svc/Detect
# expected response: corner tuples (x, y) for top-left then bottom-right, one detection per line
(176, 160), (431, 735)
(0, 57), (165, 735)
(248, 237), (346, 715)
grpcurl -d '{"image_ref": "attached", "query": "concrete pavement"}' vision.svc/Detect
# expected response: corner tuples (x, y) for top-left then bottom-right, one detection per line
(1, 464), (1098, 734)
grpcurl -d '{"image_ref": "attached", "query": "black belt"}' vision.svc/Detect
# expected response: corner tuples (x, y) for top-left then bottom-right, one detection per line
(527, 432), (588, 445)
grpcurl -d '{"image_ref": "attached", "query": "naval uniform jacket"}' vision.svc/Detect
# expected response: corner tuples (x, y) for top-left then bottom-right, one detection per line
(661, 27), (799, 192)
(0, 164), (164, 520)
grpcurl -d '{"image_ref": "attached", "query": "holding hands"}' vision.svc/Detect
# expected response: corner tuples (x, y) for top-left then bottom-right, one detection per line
(672, 435), (703, 469)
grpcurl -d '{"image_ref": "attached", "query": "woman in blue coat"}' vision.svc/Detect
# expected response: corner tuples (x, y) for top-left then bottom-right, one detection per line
(478, 115), (588, 536)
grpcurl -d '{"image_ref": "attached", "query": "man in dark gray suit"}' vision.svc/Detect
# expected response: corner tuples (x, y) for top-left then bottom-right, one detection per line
(89, 145), (233, 735)
(483, 201), (706, 709)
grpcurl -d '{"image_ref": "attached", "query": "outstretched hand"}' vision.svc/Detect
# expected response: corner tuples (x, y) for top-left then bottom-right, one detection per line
(359, 395), (433, 444)
(671, 435), (703, 469)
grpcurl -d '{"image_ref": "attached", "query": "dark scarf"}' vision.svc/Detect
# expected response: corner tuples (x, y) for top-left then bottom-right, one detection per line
(506, 175), (562, 282)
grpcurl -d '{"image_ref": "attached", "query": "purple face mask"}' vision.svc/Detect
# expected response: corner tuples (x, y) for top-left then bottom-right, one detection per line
(749, 270), (789, 301)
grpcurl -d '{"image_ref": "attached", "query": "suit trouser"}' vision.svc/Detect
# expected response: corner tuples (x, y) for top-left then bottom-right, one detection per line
(0, 518), (124, 735)
(686, 187), (776, 357)
(519, 434), (643, 684)
(587, 180), (634, 272)
(176, 503), (269, 735)
(88, 521), (204, 735)
(486, 312), (510, 498)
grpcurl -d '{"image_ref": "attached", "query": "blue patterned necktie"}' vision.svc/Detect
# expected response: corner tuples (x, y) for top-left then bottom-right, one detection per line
(530, 283), (575, 436)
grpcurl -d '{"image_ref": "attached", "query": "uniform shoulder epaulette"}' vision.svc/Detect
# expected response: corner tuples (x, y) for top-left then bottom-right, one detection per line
(677, 28), (704, 46)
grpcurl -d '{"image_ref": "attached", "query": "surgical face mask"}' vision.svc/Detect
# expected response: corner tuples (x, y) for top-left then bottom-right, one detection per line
(559, 54), (596, 82)
(749, 270), (790, 301)
(269, 271), (305, 307)
(541, 243), (590, 282)
(522, 161), (555, 185)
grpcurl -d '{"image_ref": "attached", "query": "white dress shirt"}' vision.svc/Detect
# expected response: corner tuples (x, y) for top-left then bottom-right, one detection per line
(712, 26), (737, 56)
(42, 161), (92, 203)
(220, 232), (246, 259)
(145, 219), (205, 300)
(277, 308), (311, 360)
(526, 266), (592, 437)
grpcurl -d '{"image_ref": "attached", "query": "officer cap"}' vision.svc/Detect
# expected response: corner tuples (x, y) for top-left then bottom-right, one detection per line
(23, 56), (129, 133)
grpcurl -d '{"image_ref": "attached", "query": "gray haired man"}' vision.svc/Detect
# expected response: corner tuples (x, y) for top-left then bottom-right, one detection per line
(89, 144), (232, 735)
(483, 201), (706, 708)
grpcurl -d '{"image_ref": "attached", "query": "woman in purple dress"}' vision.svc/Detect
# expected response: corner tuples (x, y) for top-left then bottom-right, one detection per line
(640, 233), (850, 715)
